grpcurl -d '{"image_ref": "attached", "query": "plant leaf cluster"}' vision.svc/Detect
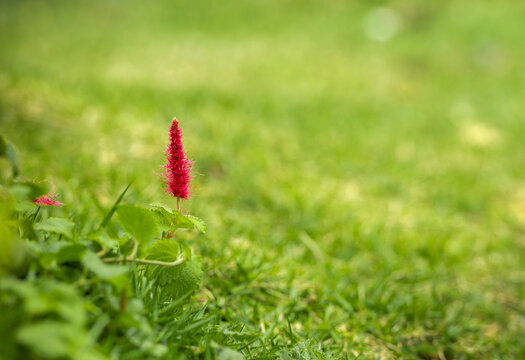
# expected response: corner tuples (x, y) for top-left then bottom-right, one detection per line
(0, 136), (220, 359)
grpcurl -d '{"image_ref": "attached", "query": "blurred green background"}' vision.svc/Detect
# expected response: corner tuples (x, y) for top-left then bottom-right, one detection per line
(1, 0), (524, 358)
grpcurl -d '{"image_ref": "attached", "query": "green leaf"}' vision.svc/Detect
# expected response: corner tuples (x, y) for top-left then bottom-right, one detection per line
(212, 342), (245, 360)
(185, 215), (207, 234)
(57, 244), (87, 264)
(5, 142), (19, 177)
(116, 204), (157, 243)
(0, 278), (85, 325)
(9, 182), (50, 202)
(0, 134), (7, 156)
(146, 238), (184, 262)
(16, 321), (88, 358)
(0, 135), (19, 177)
(149, 203), (207, 233)
(14, 200), (37, 213)
(34, 217), (75, 238)
(170, 211), (204, 232)
(0, 190), (28, 274)
(144, 239), (202, 300)
(90, 230), (119, 251)
(82, 251), (129, 280)
(148, 203), (176, 232)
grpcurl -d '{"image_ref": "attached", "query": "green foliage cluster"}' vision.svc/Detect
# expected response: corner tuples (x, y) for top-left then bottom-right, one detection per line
(0, 137), (215, 359)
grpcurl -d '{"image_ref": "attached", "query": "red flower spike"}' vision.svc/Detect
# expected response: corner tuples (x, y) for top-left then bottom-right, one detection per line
(33, 194), (64, 207)
(163, 118), (193, 202)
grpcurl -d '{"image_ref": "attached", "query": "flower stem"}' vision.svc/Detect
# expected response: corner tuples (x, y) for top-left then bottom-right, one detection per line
(31, 206), (41, 223)
(103, 256), (186, 267)
(100, 238), (185, 267)
(133, 258), (186, 267)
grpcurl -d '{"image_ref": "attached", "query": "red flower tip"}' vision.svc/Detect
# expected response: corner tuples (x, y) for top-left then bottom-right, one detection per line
(163, 118), (193, 200)
(33, 195), (64, 207)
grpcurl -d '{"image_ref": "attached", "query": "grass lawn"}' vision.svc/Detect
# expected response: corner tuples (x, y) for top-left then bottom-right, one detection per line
(1, 0), (524, 358)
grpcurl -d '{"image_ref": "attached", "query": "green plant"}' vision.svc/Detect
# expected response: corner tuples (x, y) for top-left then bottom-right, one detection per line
(0, 127), (208, 359)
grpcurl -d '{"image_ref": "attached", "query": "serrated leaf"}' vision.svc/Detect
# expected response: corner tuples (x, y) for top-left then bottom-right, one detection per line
(149, 204), (207, 233)
(82, 251), (129, 280)
(171, 211), (199, 230)
(116, 204), (157, 243)
(34, 217), (74, 238)
(148, 203), (176, 232)
(149, 203), (174, 214)
(146, 238), (184, 262)
(185, 215), (207, 233)
(144, 239), (202, 300)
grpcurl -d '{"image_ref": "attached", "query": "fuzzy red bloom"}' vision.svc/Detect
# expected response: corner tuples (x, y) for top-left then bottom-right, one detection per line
(163, 118), (193, 200)
(33, 194), (64, 207)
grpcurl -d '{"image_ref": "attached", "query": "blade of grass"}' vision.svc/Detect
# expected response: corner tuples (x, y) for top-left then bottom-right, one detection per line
(98, 180), (134, 230)
(177, 315), (216, 334)
(157, 290), (195, 317)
